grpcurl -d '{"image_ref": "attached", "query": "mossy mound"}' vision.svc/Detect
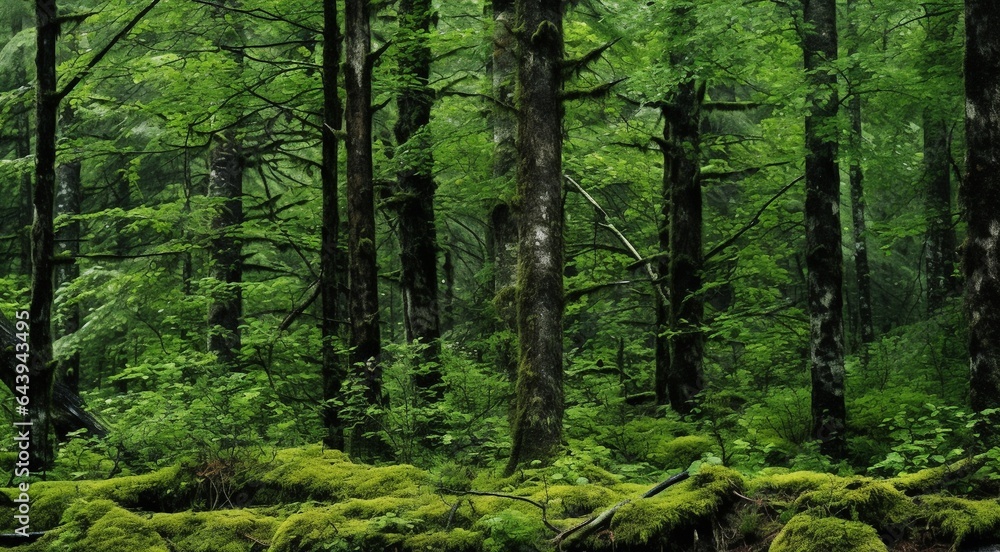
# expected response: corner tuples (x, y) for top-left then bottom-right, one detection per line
(792, 476), (911, 527)
(150, 509), (281, 552)
(35, 498), (170, 552)
(768, 513), (887, 552)
(920, 496), (1000, 546)
(250, 445), (428, 503)
(651, 435), (715, 470)
(610, 466), (743, 546)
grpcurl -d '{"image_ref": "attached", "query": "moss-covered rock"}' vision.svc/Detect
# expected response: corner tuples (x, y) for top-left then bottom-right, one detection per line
(921, 496), (1000, 546)
(47, 498), (169, 552)
(793, 476), (911, 527)
(768, 514), (887, 552)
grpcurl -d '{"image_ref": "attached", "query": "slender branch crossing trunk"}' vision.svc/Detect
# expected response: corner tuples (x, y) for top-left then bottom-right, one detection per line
(320, 0), (345, 450)
(802, 0), (847, 459)
(963, 0), (1000, 443)
(394, 0), (443, 398)
(346, 0), (388, 461)
(505, 0), (564, 475)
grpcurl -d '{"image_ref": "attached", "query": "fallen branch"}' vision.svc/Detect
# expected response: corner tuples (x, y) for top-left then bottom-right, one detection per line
(552, 470), (689, 547)
(438, 488), (561, 533)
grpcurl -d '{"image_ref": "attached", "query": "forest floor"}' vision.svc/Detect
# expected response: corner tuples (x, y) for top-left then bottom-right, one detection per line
(1, 445), (999, 551)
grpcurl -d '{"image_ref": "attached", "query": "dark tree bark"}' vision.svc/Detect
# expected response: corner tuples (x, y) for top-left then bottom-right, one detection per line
(802, 0), (847, 459)
(55, 110), (82, 393)
(845, 0), (874, 348)
(963, 0), (1000, 442)
(345, 0), (388, 461)
(394, 0), (443, 398)
(320, 0), (345, 450)
(206, 132), (244, 370)
(923, 5), (961, 313)
(505, 0), (564, 475)
(664, 78), (705, 415)
(29, 0), (60, 471)
(490, 0), (518, 383)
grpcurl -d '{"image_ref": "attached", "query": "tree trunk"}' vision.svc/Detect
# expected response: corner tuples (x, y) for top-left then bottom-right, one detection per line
(345, 0), (388, 461)
(55, 110), (82, 394)
(320, 0), (345, 450)
(206, 132), (244, 370)
(13, 13), (32, 277)
(802, 0), (847, 459)
(665, 76), (705, 415)
(505, 0), (564, 475)
(963, 0), (1000, 442)
(29, 0), (60, 471)
(491, 0), (518, 383)
(394, 0), (443, 399)
(846, 0), (875, 349)
(924, 5), (961, 314)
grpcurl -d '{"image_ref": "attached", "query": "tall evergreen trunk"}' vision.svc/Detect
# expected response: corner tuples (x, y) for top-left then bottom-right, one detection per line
(320, 0), (345, 450)
(654, 125), (670, 406)
(490, 0), (518, 383)
(924, 6), (961, 313)
(665, 78), (705, 415)
(29, 0), (60, 471)
(505, 0), (564, 475)
(394, 0), (443, 398)
(206, 132), (244, 370)
(963, 0), (1000, 442)
(345, 0), (388, 461)
(802, 0), (847, 459)
(55, 112), (82, 394)
(846, 0), (874, 348)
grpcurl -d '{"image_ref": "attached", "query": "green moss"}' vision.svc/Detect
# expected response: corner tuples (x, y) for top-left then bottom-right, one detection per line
(749, 470), (837, 497)
(255, 445), (428, 502)
(52, 498), (169, 552)
(403, 528), (482, 551)
(769, 514), (887, 552)
(150, 509), (280, 552)
(611, 466), (743, 546)
(921, 496), (1000, 545)
(651, 435), (715, 469)
(793, 476), (911, 526)
(890, 457), (983, 495)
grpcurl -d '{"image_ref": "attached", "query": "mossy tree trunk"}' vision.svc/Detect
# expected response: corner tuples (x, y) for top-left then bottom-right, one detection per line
(320, 0), (345, 450)
(845, 0), (875, 351)
(663, 39), (705, 415)
(394, 0), (443, 400)
(923, 5), (961, 314)
(55, 106), (82, 394)
(490, 0), (518, 383)
(206, 132), (244, 370)
(505, 0), (564, 475)
(346, 0), (389, 461)
(29, 0), (60, 471)
(963, 0), (1000, 443)
(802, 0), (847, 459)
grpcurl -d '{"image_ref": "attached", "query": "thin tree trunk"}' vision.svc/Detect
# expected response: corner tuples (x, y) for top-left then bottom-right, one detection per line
(491, 0), (518, 383)
(654, 135), (670, 406)
(55, 109), (82, 394)
(802, 0), (847, 459)
(963, 0), (1000, 443)
(206, 132), (244, 370)
(846, 0), (875, 348)
(345, 0), (388, 461)
(665, 77), (705, 415)
(320, 0), (345, 450)
(924, 5), (961, 313)
(13, 12), (32, 276)
(29, 0), (60, 471)
(505, 0), (564, 475)
(394, 0), (443, 399)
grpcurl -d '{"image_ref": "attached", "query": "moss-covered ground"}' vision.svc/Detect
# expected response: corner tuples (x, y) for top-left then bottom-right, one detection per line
(0, 445), (998, 551)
